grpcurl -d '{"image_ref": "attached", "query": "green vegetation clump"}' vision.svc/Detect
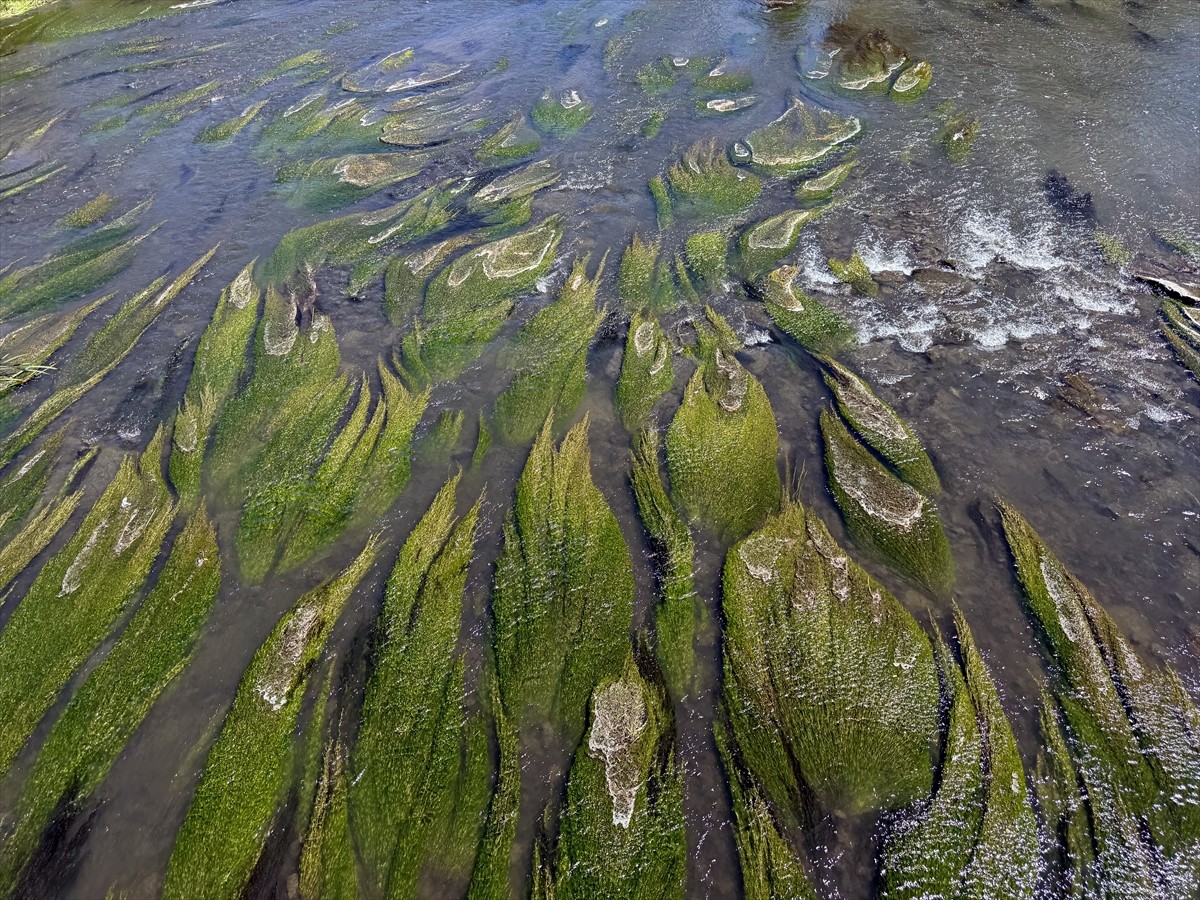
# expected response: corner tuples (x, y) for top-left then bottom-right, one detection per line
(0, 506), (221, 896)
(890, 60), (933, 100)
(383, 234), (477, 326)
(820, 409), (954, 595)
(251, 50), (332, 88)
(0, 296), (104, 399)
(694, 66), (754, 98)
(1094, 229), (1131, 267)
(722, 499), (939, 821)
(998, 501), (1200, 896)
(531, 89), (593, 137)
(834, 30), (908, 92)
(759, 264), (854, 356)
(666, 139), (762, 218)
(616, 314), (674, 431)
(741, 99), (862, 176)
(416, 407), (465, 462)
(0, 430), (175, 776)
(1159, 298), (1200, 380)
(275, 151), (426, 211)
(476, 114), (541, 163)
(795, 159), (856, 204)
(738, 207), (825, 278)
(648, 175), (673, 228)
(636, 59), (681, 95)
(538, 655), (687, 898)
(828, 252), (879, 296)
(937, 109), (980, 163)
(351, 477), (490, 896)
(197, 100), (267, 143)
(641, 110), (666, 139)
(666, 309), (780, 541)
(0, 246), (218, 469)
(819, 356), (942, 495)
(494, 255), (607, 445)
(60, 192), (115, 228)
(684, 231), (728, 289)
(618, 233), (676, 312)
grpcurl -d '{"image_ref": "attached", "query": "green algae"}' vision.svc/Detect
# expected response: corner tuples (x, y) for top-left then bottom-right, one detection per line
(163, 537), (378, 900)
(537, 655), (687, 899)
(252, 50), (332, 89)
(0, 162), (64, 201)
(471, 412), (491, 469)
(531, 89), (593, 137)
(998, 501), (1200, 897)
(890, 60), (933, 101)
(416, 407), (465, 462)
(820, 409), (954, 595)
(1161, 298), (1200, 380)
(60, 193), (116, 229)
(722, 499), (939, 821)
(619, 233), (676, 313)
(738, 207), (825, 278)
(0, 505), (220, 897)
(494, 256), (606, 445)
(276, 151), (427, 212)
(298, 725), (356, 900)
(665, 310), (779, 540)
(0, 428), (63, 539)
(828, 252), (879, 296)
(759, 264), (854, 355)
(740, 98), (862, 176)
(695, 64), (754, 99)
(616, 314), (674, 431)
(469, 158), (560, 212)
(648, 175), (673, 228)
(477, 114), (541, 163)
(631, 429), (697, 700)
(666, 139), (761, 218)
(819, 356), (942, 495)
(938, 109), (980, 164)
(407, 216), (563, 382)
(0, 430), (175, 776)
(0, 246), (217, 470)
(196, 100), (267, 144)
(351, 477), (489, 898)
(636, 59), (681, 95)
(383, 233), (477, 326)
(641, 110), (666, 139)
(684, 231), (729, 289)
(0, 296), (104, 399)
(795, 159), (856, 205)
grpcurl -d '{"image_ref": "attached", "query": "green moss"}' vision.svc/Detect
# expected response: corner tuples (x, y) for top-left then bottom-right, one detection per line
(417, 408), (466, 462)
(648, 175), (673, 228)
(818, 356), (941, 495)
(828, 252), (879, 296)
(0, 430), (175, 776)
(738, 207), (825, 278)
(631, 429), (696, 700)
(0, 296), (104, 399)
(890, 60), (933, 101)
(938, 110), (980, 164)
(494, 256), (606, 445)
(0, 505), (220, 896)
(409, 216), (563, 382)
(196, 100), (267, 143)
(795, 159), (856, 205)
(618, 233), (676, 313)
(741, 99), (862, 176)
(636, 59), (680, 95)
(477, 114), (541, 162)
(170, 261), (261, 509)
(531, 89), (592, 137)
(666, 310), (780, 540)
(1034, 699), (1094, 897)
(641, 110), (666, 139)
(683, 231), (728, 289)
(666, 139), (761, 218)
(352, 477), (487, 896)
(616, 314), (674, 431)
(759, 265), (854, 355)
(0, 246), (218, 470)
(721, 499), (938, 820)
(163, 538), (379, 900)
(60, 192), (116, 228)
(820, 409), (954, 595)
(538, 656), (686, 898)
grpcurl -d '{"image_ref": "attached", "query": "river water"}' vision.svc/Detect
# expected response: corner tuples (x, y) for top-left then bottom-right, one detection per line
(0, 0), (1197, 898)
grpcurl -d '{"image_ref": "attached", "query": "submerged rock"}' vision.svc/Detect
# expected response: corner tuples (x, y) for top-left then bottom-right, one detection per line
(829, 251), (879, 296)
(742, 98), (861, 175)
(758, 264), (855, 355)
(795, 158), (856, 204)
(476, 113), (541, 162)
(739, 206), (826, 277)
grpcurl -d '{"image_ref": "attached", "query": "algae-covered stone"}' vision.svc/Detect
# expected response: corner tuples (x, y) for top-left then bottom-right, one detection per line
(938, 110), (980, 164)
(821, 409), (954, 595)
(795, 159), (856, 204)
(276, 151), (427, 211)
(828, 252), (879, 296)
(197, 100), (267, 143)
(531, 89), (593, 137)
(738, 207), (825, 278)
(666, 309), (780, 540)
(494, 255), (607, 445)
(666, 139), (762, 218)
(0, 430), (175, 776)
(1161, 298), (1200, 380)
(471, 160), (560, 216)
(619, 233), (676, 313)
(759, 264), (854, 355)
(742, 98), (861, 176)
(616, 314), (674, 431)
(890, 60), (933, 101)
(477, 113), (542, 163)
(163, 538), (379, 900)
(722, 499), (939, 819)
(834, 29), (909, 92)
(819, 356), (941, 495)
(641, 110), (666, 138)
(539, 656), (687, 899)
(684, 231), (728, 289)
(0, 506), (220, 897)
(351, 477), (489, 897)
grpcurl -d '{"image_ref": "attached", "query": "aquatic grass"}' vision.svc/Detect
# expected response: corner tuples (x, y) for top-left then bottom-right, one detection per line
(665, 309), (780, 540)
(468, 700), (521, 900)
(531, 89), (593, 137)
(0, 505), (220, 896)
(694, 65), (754, 99)
(616, 313), (674, 431)
(722, 498), (938, 822)
(998, 500), (1200, 894)
(539, 655), (687, 899)
(477, 114), (541, 163)
(416, 407), (465, 462)
(472, 412), (490, 469)
(383, 233), (477, 326)
(818, 356), (942, 495)
(0, 162), (64, 201)
(631, 429), (696, 700)
(795, 159), (857, 205)
(196, 100), (267, 143)
(0, 246), (218, 470)
(60, 193), (116, 229)
(1160, 298), (1200, 380)
(1034, 699), (1095, 897)
(738, 207), (825, 278)
(0, 427), (64, 539)
(251, 50), (332, 89)
(683, 231), (728, 289)
(162, 537), (380, 900)
(494, 255), (606, 445)
(740, 98), (862, 176)
(828, 252), (879, 296)
(275, 151), (427, 212)
(619, 233), (676, 313)
(0, 429), (175, 776)
(665, 139), (761, 218)
(351, 477), (490, 897)
(648, 175), (673, 228)
(298, 728), (356, 900)
(820, 409), (954, 595)
(759, 264), (854, 355)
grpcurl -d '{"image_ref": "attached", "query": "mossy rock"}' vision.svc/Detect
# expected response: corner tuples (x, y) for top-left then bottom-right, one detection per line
(477, 114), (541, 163)
(684, 231), (729, 289)
(741, 98), (861, 176)
(759, 264), (854, 355)
(531, 89), (593, 137)
(890, 60), (933, 101)
(795, 159), (856, 205)
(938, 110), (980, 164)
(738, 207), (825, 278)
(666, 139), (762, 218)
(828, 252), (878, 296)
(833, 29), (909, 92)
(820, 409), (954, 595)
(694, 64), (754, 98)
(616, 314), (674, 431)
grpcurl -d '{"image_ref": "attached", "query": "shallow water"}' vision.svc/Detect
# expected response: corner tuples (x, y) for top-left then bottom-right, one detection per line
(0, 0), (1197, 898)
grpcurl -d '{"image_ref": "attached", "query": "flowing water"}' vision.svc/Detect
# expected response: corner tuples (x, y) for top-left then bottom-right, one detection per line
(0, 1), (1197, 898)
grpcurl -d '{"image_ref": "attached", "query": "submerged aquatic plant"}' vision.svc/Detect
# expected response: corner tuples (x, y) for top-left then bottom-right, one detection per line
(531, 89), (593, 137)
(759, 264), (854, 355)
(684, 230), (728, 289)
(163, 538), (380, 900)
(740, 98), (861, 176)
(616, 314), (674, 431)
(666, 139), (762, 218)
(795, 159), (856, 204)
(618, 233), (677, 313)
(738, 207), (825, 278)
(937, 108), (980, 164)
(197, 100), (267, 143)
(1160, 298), (1200, 380)
(477, 113), (541, 163)
(60, 192), (115, 228)
(828, 251), (879, 296)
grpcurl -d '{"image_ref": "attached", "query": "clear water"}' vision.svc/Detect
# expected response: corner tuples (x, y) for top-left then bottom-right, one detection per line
(0, 0), (1197, 897)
